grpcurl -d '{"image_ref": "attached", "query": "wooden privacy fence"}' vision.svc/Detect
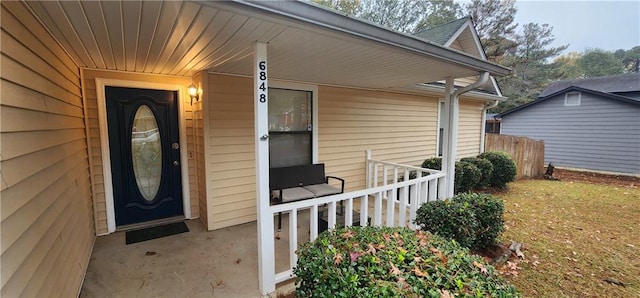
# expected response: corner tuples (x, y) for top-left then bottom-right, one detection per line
(484, 133), (545, 179)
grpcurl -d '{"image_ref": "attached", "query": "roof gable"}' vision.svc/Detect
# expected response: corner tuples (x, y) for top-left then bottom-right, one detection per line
(498, 86), (640, 118)
(416, 17), (503, 98)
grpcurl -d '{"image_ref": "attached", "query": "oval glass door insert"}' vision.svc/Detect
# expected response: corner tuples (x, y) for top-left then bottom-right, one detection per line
(131, 105), (162, 201)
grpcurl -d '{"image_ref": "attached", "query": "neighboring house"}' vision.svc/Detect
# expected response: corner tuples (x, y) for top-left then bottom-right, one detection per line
(499, 73), (640, 176)
(485, 113), (501, 133)
(0, 1), (508, 296)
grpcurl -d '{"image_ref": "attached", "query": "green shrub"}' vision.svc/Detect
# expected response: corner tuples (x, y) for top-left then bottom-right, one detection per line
(421, 157), (442, 170)
(460, 157), (494, 188)
(294, 226), (519, 297)
(477, 151), (517, 188)
(415, 193), (505, 250)
(454, 161), (481, 194)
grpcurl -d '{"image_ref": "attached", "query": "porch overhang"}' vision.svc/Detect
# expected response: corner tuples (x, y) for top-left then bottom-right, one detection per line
(26, 0), (509, 91)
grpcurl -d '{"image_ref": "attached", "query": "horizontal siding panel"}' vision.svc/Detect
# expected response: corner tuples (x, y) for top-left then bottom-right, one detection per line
(211, 215), (257, 230)
(1, 140), (87, 187)
(1, 105), (84, 132)
(0, 129), (85, 160)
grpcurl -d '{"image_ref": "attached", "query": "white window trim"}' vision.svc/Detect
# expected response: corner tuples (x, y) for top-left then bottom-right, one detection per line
(269, 80), (319, 164)
(96, 78), (191, 234)
(564, 92), (581, 106)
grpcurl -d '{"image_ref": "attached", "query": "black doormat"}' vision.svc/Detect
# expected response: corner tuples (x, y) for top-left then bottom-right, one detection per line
(126, 222), (189, 245)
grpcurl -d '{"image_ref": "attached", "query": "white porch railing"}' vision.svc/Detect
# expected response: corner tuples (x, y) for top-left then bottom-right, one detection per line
(258, 151), (445, 293)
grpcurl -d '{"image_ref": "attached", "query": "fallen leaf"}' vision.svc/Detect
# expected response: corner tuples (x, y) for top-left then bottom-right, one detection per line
(145, 251), (157, 256)
(430, 247), (448, 264)
(350, 251), (363, 262)
(341, 230), (356, 238)
(334, 253), (343, 265)
(412, 266), (428, 277)
(439, 289), (454, 298)
(366, 243), (376, 254)
(389, 262), (401, 275)
(397, 277), (408, 288)
(473, 261), (489, 275)
(532, 260), (541, 267)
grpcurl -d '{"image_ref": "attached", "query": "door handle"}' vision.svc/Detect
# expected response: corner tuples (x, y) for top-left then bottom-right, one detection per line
(173, 161), (180, 166)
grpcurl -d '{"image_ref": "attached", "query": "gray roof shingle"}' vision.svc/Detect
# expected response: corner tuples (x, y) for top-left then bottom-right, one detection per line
(415, 17), (470, 45)
(539, 73), (640, 97)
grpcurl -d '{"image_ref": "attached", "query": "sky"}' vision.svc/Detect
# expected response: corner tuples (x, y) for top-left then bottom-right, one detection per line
(513, 0), (640, 54)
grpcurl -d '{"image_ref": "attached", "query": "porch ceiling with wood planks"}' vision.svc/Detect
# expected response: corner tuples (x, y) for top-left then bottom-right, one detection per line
(26, 0), (508, 90)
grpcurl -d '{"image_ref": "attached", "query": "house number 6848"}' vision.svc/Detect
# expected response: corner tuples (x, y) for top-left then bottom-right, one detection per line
(258, 61), (267, 103)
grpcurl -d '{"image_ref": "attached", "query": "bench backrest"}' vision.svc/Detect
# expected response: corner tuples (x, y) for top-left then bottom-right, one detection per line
(269, 163), (327, 190)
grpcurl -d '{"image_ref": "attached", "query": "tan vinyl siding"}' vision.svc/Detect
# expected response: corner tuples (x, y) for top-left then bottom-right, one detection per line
(1, 2), (93, 297)
(457, 99), (485, 158)
(206, 74), (256, 230)
(194, 71), (208, 227)
(82, 69), (197, 233)
(318, 86), (439, 191)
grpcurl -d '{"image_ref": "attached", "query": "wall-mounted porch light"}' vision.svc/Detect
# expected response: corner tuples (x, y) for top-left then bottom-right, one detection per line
(188, 83), (199, 105)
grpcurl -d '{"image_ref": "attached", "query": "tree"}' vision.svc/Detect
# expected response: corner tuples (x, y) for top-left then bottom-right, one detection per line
(490, 23), (568, 113)
(312, 0), (461, 34)
(621, 46), (640, 73)
(552, 51), (583, 79)
(464, 0), (518, 62)
(577, 49), (624, 77)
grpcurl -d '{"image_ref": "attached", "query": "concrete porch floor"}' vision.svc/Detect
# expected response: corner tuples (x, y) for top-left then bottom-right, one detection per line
(79, 197), (412, 297)
(80, 216), (308, 298)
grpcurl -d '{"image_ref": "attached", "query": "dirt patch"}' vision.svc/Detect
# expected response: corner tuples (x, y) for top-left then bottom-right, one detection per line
(550, 169), (638, 188)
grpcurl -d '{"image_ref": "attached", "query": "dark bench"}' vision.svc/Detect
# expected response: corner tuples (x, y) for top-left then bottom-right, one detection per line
(270, 163), (344, 231)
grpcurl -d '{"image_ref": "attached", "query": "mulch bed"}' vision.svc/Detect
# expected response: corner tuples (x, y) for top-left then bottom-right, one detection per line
(551, 169), (638, 188)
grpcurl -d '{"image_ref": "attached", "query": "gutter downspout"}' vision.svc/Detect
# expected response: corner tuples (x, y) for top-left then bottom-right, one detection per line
(443, 72), (490, 198)
(480, 99), (500, 153)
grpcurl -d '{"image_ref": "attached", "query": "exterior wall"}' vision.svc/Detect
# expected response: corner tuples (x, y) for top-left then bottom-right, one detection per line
(1, 2), (93, 296)
(205, 74), (257, 230)
(82, 69), (197, 234)
(457, 99), (485, 158)
(318, 86), (439, 191)
(501, 92), (640, 175)
(204, 74), (442, 229)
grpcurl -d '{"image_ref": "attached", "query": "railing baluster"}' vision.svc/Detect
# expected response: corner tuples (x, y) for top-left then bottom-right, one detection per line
(345, 198), (353, 226)
(409, 181), (418, 229)
(289, 208), (298, 269)
(373, 163), (379, 188)
(328, 201), (336, 230)
(374, 192), (382, 226)
(428, 178), (436, 203)
(360, 195), (368, 226)
(387, 167), (398, 226)
(310, 205), (318, 241)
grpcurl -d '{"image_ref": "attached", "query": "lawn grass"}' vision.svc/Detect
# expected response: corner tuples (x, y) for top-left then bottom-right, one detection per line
(496, 180), (640, 297)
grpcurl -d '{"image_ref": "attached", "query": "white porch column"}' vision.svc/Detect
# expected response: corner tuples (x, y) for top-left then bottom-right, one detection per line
(254, 42), (275, 295)
(441, 77), (456, 198)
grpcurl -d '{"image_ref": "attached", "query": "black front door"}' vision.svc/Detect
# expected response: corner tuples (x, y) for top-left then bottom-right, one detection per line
(106, 87), (183, 226)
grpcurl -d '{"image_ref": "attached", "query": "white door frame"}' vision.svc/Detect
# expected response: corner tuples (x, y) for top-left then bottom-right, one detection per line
(96, 78), (191, 233)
